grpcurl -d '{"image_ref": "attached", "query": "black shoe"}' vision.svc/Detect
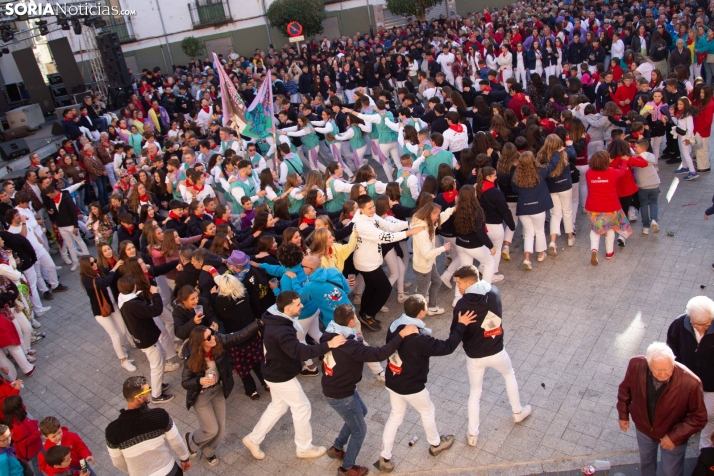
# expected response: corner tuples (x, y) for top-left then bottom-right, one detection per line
(248, 391), (260, 400)
(162, 383), (170, 392)
(185, 432), (197, 458)
(618, 237), (626, 248)
(299, 366), (319, 377)
(151, 393), (174, 404)
(204, 455), (219, 466)
(42, 291), (54, 301)
(665, 157), (680, 164)
(52, 284), (69, 293)
(358, 313), (382, 331)
(698, 168), (711, 173)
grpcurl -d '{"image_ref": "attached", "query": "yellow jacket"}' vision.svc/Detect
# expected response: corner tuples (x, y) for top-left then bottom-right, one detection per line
(317, 231), (357, 272)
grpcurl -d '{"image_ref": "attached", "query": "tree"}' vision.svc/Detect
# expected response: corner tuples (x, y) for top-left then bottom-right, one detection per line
(266, 0), (325, 39)
(181, 36), (204, 59)
(385, 0), (443, 21)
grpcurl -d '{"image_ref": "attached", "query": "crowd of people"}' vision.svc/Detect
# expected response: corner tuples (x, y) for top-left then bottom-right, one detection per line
(0, 0), (714, 474)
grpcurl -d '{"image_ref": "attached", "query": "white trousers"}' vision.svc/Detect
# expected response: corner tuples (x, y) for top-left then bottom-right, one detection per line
(379, 141), (401, 170)
(141, 343), (165, 398)
(21, 266), (43, 309)
(467, 349), (523, 437)
(440, 236), (461, 280)
(514, 69), (528, 86)
(296, 310), (322, 367)
(456, 246), (495, 284)
(381, 388), (440, 459)
(651, 136), (664, 164)
(504, 202), (519, 243)
(678, 137), (695, 173)
(486, 223), (505, 273)
(501, 69), (513, 83)
(701, 392), (714, 449)
(545, 65), (557, 78)
(154, 312), (177, 360)
(58, 226), (89, 263)
(1, 344), (34, 375)
(576, 165), (589, 214)
(695, 134), (710, 170)
(384, 248), (405, 294)
(34, 247), (59, 290)
(247, 377), (314, 452)
(12, 312), (32, 351)
(519, 212), (547, 254)
(590, 229), (615, 253)
(570, 182), (579, 228)
(550, 189), (574, 235)
(95, 311), (130, 361)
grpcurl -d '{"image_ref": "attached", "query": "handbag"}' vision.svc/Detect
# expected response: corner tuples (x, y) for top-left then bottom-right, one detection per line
(93, 279), (112, 317)
(675, 126), (686, 136)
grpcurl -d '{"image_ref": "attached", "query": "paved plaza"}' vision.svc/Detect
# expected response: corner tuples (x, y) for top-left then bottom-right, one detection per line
(19, 159), (714, 476)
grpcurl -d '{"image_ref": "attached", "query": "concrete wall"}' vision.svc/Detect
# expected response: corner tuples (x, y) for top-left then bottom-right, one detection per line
(455, 0), (516, 16)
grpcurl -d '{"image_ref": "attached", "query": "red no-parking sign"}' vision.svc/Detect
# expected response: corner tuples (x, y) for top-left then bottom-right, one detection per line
(287, 21), (303, 37)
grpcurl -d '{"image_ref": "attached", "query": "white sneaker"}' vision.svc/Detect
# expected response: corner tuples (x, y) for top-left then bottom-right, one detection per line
(375, 370), (386, 382)
(164, 361), (180, 372)
(296, 445), (327, 459)
(427, 306), (445, 315)
(242, 436), (265, 460)
(628, 207), (638, 222)
(513, 405), (532, 423)
(353, 294), (362, 305)
(467, 434), (478, 447)
(70, 262), (79, 272)
(62, 257), (72, 265)
(440, 274), (452, 289)
(567, 237), (574, 247)
(642, 227), (650, 235)
(379, 306), (389, 313)
(403, 282), (413, 290)
(537, 252), (546, 262)
(491, 274), (505, 283)
(501, 246), (510, 261)
(548, 242), (557, 256)
(35, 306), (51, 317)
(651, 220), (660, 233)
(31, 319), (41, 329)
(523, 260), (532, 270)
(121, 359), (137, 372)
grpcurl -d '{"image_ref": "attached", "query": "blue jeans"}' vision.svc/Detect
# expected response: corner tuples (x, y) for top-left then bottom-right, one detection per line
(75, 186), (88, 214)
(637, 187), (660, 227)
(94, 175), (110, 207)
(636, 429), (687, 476)
(325, 391), (368, 470)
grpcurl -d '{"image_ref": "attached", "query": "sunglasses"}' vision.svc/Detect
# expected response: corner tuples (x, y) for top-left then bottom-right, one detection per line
(205, 328), (216, 341)
(90, 260), (97, 265)
(134, 387), (152, 398)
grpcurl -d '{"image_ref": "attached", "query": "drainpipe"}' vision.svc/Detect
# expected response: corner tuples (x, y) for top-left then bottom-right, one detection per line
(154, 0), (175, 69)
(366, 0), (374, 36)
(261, 0), (273, 46)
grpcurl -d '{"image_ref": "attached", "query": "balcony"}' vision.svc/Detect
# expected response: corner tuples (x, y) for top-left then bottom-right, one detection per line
(188, 0), (232, 29)
(100, 17), (136, 43)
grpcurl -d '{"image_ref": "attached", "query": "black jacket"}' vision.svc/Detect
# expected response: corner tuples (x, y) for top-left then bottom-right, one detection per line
(667, 313), (714, 391)
(224, 267), (275, 317)
(172, 263), (215, 302)
(46, 192), (79, 228)
(81, 271), (117, 317)
(261, 307), (330, 383)
(385, 321), (466, 395)
(180, 322), (260, 409)
(319, 331), (403, 399)
(480, 186), (516, 230)
(214, 292), (257, 335)
(163, 216), (187, 237)
(451, 283), (504, 359)
(693, 448), (714, 476)
(119, 292), (164, 349)
(0, 231), (36, 271)
(433, 194), (457, 237)
(186, 214), (210, 237)
(172, 296), (220, 341)
(117, 225), (142, 250)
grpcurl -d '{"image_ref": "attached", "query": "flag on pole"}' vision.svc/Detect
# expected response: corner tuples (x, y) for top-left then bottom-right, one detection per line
(211, 52), (248, 134)
(242, 69), (275, 139)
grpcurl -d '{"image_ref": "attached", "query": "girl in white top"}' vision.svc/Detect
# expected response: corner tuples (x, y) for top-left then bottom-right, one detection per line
(485, 46), (498, 73)
(334, 114), (372, 171)
(496, 44), (513, 82)
(311, 110), (354, 178)
(258, 168), (288, 207)
(324, 162), (356, 203)
(670, 97), (697, 178)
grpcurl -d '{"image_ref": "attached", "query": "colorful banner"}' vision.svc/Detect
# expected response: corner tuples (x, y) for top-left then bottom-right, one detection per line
(243, 68), (274, 139)
(211, 52), (248, 134)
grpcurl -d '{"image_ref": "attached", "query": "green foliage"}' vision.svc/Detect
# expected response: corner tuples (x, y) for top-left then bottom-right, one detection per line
(181, 36), (204, 59)
(266, 0), (325, 39)
(385, 0), (443, 21)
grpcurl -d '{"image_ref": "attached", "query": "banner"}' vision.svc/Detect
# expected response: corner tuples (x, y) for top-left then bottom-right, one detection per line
(211, 52), (248, 134)
(243, 68), (275, 139)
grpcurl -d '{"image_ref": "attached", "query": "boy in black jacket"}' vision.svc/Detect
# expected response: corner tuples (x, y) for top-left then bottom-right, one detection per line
(452, 265), (531, 447)
(117, 275), (175, 403)
(43, 185), (89, 271)
(243, 291), (346, 461)
(321, 305), (417, 476)
(375, 294), (476, 473)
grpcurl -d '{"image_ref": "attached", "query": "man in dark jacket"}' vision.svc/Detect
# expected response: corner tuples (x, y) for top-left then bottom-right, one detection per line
(117, 213), (141, 250)
(43, 185), (89, 270)
(666, 296), (714, 449)
(117, 275), (178, 403)
(242, 291), (346, 461)
(375, 294), (476, 473)
(172, 248), (218, 301)
(319, 305), (417, 475)
(452, 265), (531, 447)
(297, 64), (313, 96)
(567, 33), (586, 65)
(617, 342), (707, 476)
(163, 200), (187, 237)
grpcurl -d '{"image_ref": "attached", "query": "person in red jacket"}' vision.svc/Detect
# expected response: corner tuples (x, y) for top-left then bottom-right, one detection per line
(607, 139), (640, 246)
(584, 150), (633, 265)
(506, 83), (532, 121)
(692, 84), (713, 173)
(611, 73), (637, 114)
(38, 417), (94, 476)
(2, 396), (41, 473)
(0, 371), (21, 424)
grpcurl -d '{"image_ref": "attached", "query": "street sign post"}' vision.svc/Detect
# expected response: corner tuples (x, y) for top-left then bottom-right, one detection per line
(286, 21), (304, 51)
(288, 35), (304, 43)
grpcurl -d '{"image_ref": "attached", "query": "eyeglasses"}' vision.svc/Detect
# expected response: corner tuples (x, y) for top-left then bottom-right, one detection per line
(205, 328), (216, 341)
(302, 265), (314, 271)
(134, 387), (152, 398)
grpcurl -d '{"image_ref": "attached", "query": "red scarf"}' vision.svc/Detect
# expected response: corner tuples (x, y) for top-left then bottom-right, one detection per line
(206, 349), (214, 361)
(108, 257), (116, 268)
(203, 233), (213, 239)
(631, 132), (641, 139)
(346, 214), (353, 220)
(202, 107), (210, 113)
(126, 166), (137, 175)
(215, 217), (228, 226)
(482, 181), (496, 193)
(195, 211), (204, 218)
(443, 190), (458, 203)
(169, 211), (182, 220)
(191, 183), (205, 193)
(490, 130), (498, 138)
(449, 124), (464, 133)
(301, 217), (316, 226)
(385, 209), (395, 217)
(123, 224), (134, 234)
(613, 114), (621, 121)
(52, 193), (62, 205)
(139, 194), (149, 203)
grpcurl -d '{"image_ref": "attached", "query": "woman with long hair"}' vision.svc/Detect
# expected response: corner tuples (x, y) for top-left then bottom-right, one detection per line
(497, 143), (520, 260)
(280, 115), (323, 172)
(671, 97), (700, 180)
(584, 151), (632, 264)
(86, 201), (115, 245)
(478, 166), (515, 282)
(411, 202), (454, 313)
(182, 323), (260, 465)
(0, 274), (35, 378)
(213, 274), (267, 400)
(78, 255), (136, 372)
(538, 135), (575, 253)
(692, 84), (713, 173)
(434, 176), (460, 290)
(127, 182), (156, 216)
(453, 184), (495, 289)
(309, 228), (358, 272)
(511, 148), (562, 269)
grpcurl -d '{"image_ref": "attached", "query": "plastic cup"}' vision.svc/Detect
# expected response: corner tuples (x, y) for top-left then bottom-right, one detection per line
(270, 278), (278, 286)
(194, 304), (203, 316)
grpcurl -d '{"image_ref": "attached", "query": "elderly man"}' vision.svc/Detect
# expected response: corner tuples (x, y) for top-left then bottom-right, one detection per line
(667, 296), (714, 448)
(617, 342), (707, 476)
(670, 39), (692, 72)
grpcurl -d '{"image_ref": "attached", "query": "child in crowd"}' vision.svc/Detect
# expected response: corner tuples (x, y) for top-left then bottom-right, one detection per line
(38, 416), (94, 476)
(629, 139), (661, 235)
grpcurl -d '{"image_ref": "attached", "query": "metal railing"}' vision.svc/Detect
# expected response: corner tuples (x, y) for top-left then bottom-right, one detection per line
(188, 0), (232, 28)
(101, 16), (136, 43)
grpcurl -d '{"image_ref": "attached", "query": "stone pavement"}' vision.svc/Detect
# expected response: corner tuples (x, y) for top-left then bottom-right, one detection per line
(17, 158), (714, 476)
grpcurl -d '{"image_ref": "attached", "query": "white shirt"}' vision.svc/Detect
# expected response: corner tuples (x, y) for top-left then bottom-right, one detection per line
(9, 221), (43, 252)
(436, 52), (455, 75)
